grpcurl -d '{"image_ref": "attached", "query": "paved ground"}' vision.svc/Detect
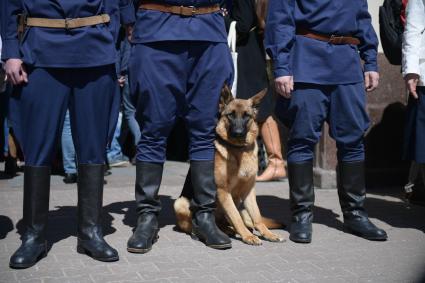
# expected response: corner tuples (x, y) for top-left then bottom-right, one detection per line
(0, 161), (424, 283)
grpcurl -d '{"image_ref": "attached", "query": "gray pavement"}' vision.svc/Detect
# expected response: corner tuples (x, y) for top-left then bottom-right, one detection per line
(0, 161), (424, 283)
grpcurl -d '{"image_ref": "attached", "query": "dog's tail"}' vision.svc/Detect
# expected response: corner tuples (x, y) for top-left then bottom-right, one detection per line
(174, 196), (192, 234)
(240, 209), (285, 229)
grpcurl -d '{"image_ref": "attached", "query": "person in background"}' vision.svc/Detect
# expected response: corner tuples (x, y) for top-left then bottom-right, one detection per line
(266, 0), (387, 243)
(2, 0), (135, 268)
(402, 0), (425, 192)
(107, 26), (132, 168)
(61, 110), (78, 184)
(231, 0), (287, 182)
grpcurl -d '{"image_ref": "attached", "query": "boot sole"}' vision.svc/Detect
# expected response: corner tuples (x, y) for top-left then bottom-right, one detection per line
(127, 235), (159, 254)
(343, 226), (388, 241)
(76, 246), (119, 262)
(289, 236), (311, 244)
(9, 250), (47, 269)
(190, 233), (232, 250)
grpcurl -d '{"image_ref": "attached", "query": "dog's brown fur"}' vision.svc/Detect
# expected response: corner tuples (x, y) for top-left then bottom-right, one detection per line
(174, 86), (285, 245)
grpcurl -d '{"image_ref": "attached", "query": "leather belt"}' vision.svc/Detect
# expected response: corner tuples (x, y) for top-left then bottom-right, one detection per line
(139, 2), (220, 17)
(23, 14), (110, 29)
(297, 28), (360, 45)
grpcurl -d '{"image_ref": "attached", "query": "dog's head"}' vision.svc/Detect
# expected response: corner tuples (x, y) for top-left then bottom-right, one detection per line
(216, 85), (267, 147)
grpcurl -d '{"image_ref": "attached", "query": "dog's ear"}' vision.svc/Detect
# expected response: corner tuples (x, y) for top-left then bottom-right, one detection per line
(250, 88), (267, 109)
(219, 84), (234, 112)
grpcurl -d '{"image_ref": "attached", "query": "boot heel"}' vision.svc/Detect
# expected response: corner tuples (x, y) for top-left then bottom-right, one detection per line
(190, 232), (200, 241)
(76, 245), (86, 255)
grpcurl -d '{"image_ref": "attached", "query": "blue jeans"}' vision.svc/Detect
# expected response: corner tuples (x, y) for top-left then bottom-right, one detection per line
(122, 77), (141, 146)
(107, 111), (125, 162)
(61, 110), (77, 174)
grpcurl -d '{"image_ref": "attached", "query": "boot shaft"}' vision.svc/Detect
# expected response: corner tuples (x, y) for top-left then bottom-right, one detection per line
(288, 161), (314, 222)
(189, 160), (216, 217)
(77, 164), (105, 239)
(23, 166), (51, 240)
(337, 161), (367, 217)
(135, 162), (164, 215)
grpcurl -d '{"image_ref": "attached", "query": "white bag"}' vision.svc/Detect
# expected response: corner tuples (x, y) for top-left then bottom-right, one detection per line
(227, 21), (238, 97)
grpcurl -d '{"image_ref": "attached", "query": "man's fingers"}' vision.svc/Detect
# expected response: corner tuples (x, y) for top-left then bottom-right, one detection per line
(21, 67), (28, 83)
(283, 82), (292, 98)
(364, 74), (371, 90)
(290, 76), (294, 91)
(408, 83), (418, 99)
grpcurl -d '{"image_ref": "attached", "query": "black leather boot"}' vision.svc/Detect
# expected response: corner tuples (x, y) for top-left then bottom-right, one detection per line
(76, 164), (119, 261)
(127, 162), (163, 253)
(338, 161), (387, 241)
(190, 161), (231, 250)
(288, 161), (314, 244)
(10, 166), (50, 269)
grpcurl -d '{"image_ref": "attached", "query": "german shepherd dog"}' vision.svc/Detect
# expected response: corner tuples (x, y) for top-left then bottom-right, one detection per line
(174, 86), (285, 245)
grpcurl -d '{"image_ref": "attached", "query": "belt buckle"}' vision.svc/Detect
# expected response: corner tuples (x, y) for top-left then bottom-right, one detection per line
(180, 5), (196, 17)
(64, 18), (71, 30)
(329, 34), (343, 44)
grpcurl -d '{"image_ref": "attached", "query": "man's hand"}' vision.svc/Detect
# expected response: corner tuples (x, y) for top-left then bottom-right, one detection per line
(364, 71), (379, 92)
(275, 76), (294, 98)
(5, 59), (28, 85)
(404, 73), (420, 99)
(125, 24), (134, 42)
(118, 76), (126, 88)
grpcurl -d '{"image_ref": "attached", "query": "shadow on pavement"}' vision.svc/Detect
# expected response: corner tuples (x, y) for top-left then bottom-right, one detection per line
(15, 205), (117, 247)
(365, 195), (425, 233)
(256, 195), (343, 232)
(104, 195), (176, 231)
(0, 215), (14, 239)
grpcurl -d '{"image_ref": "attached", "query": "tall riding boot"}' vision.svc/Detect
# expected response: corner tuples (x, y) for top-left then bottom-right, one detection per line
(190, 160), (231, 249)
(256, 116), (287, 182)
(127, 162), (163, 253)
(10, 166), (50, 269)
(76, 164), (119, 261)
(338, 161), (387, 241)
(288, 161), (314, 243)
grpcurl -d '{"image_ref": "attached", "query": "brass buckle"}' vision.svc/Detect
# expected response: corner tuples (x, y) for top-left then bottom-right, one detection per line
(329, 34), (344, 44)
(180, 5), (196, 16)
(64, 18), (72, 30)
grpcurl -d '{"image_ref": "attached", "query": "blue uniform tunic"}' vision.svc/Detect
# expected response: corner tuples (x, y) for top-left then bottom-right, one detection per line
(2, 0), (135, 67)
(1, 0), (135, 166)
(265, 0), (378, 163)
(265, 0), (378, 84)
(130, 0), (233, 163)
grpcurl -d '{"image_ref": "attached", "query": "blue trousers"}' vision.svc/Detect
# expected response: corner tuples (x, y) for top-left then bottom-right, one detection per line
(61, 110), (77, 174)
(275, 82), (369, 163)
(130, 41), (233, 163)
(9, 66), (117, 166)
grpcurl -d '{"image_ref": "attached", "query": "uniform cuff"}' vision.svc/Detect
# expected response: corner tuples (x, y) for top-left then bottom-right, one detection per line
(363, 63), (378, 73)
(1, 39), (21, 61)
(120, 3), (136, 25)
(273, 67), (291, 79)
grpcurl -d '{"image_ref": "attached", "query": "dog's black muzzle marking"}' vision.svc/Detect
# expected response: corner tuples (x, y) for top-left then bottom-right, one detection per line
(229, 116), (249, 139)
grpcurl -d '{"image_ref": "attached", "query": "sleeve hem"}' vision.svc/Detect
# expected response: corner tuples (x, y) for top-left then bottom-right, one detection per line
(1, 39), (21, 61)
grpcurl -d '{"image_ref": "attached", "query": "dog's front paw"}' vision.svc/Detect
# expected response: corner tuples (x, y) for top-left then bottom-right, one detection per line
(242, 235), (262, 246)
(263, 232), (286, 243)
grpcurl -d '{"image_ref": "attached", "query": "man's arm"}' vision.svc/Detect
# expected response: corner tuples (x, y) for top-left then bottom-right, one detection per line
(2, 0), (27, 85)
(264, 0), (295, 97)
(120, 0), (136, 26)
(354, 0), (379, 92)
(355, 0), (379, 73)
(1, 0), (22, 61)
(264, 0), (295, 79)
